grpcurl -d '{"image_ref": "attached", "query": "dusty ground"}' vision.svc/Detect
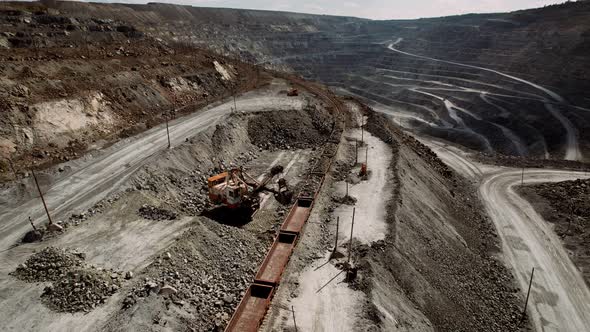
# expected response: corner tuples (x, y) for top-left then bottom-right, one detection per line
(518, 179), (590, 286)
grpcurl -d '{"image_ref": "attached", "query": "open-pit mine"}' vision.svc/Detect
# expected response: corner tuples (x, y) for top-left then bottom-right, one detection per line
(0, 1), (589, 332)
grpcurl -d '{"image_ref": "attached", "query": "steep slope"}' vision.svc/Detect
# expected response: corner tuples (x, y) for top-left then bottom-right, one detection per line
(0, 2), (269, 181)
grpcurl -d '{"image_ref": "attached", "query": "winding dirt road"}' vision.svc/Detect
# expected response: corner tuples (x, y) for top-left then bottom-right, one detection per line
(387, 40), (582, 161)
(425, 139), (590, 332)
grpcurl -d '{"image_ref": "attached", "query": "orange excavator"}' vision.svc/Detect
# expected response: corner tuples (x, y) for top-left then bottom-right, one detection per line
(207, 165), (292, 211)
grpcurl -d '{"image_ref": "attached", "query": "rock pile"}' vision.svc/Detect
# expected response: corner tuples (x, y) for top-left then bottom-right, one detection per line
(138, 204), (178, 221)
(13, 247), (127, 313)
(247, 106), (333, 150)
(42, 269), (123, 312)
(121, 220), (269, 330)
(12, 247), (84, 282)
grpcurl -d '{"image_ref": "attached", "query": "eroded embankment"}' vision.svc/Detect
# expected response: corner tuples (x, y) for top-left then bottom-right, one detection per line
(357, 112), (525, 331)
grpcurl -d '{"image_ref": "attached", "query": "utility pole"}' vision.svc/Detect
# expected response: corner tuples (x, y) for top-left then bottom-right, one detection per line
(521, 267), (535, 323)
(32, 170), (53, 225)
(348, 207), (356, 265)
(361, 122), (364, 144)
(521, 167), (525, 186)
(291, 306), (298, 332)
(365, 146), (369, 167)
(29, 216), (37, 232)
(165, 113), (171, 149)
(355, 140), (358, 165)
(345, 181), (349, 197)
(333, 216), (339, 255)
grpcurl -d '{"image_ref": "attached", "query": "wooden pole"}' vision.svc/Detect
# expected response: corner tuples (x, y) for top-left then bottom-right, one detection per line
(165, 114), (171, 149)
(361, 122), (364, 143)
(348, 207), (355, 264)
(521, 167), (524, 186)
(521, 267), (535, 322)
(365, 147), (368, 167)
(29, 216), (37, 232)
(346, 181), (349, 197)
(333, 216), (339, 254)
(355, 140), (358, 165)
(291, 306), (298, 332)
(32, 170), (53, 225)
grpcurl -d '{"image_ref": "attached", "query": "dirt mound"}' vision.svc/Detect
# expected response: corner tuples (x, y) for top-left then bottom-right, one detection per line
(22, 229), (44, 243)
(332, 194), (357, 205)
(247, 105), (334, 150)
(42, 269), (122, 313)
(138, 204), (178, 221)
(12, 247), (84, 282)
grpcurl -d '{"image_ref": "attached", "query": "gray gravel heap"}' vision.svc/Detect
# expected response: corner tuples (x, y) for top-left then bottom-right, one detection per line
(121, 220), (269, 330)
(12, 247), (84, 282)
(42, 269), (123, 313)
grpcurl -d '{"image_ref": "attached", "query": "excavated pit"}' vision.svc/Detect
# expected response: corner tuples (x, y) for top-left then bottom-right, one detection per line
(0, 88), (342, 331)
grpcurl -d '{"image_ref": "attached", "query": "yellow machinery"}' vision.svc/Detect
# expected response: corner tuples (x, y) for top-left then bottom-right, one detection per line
(208, 165), (291, 210)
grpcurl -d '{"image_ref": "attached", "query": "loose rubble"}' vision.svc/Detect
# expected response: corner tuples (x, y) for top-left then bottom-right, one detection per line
(120, 220), (268, 330)
(247, 105), (334, 150)
(12, 247), (84, 282)
(138, 204), (178, 221)
(12, 247), (127, 313)
(42, 269), (123, 313)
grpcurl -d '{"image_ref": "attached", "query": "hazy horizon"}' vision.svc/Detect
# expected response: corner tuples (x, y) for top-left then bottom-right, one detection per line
(82, 0), (572, 19)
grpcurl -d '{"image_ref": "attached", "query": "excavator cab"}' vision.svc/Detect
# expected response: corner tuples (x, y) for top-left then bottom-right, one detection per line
(208, 172), (228, 204)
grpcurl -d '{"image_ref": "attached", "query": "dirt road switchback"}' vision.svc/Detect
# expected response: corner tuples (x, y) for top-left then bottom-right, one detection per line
(424, 139), (590, 332)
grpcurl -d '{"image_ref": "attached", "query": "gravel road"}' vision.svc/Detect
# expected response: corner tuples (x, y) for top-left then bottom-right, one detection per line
(424, 138), (590, 332)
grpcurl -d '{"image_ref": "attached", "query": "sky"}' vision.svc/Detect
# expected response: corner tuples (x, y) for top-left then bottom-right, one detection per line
(87, 0), (570, 19)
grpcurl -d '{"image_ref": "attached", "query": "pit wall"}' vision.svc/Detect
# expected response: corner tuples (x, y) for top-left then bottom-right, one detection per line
(0, 45), (255, 181)
(362, 112), (525, 331)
